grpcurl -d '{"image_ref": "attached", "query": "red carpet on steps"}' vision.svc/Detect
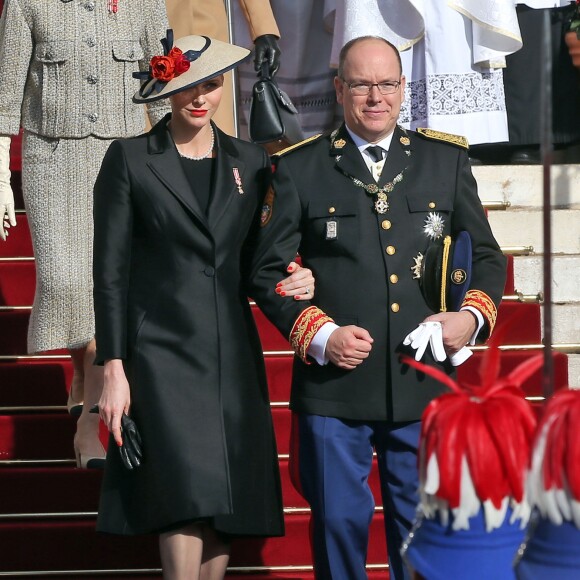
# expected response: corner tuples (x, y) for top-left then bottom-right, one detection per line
(0, 515), (389, 571)
(0, 214), (32, 257)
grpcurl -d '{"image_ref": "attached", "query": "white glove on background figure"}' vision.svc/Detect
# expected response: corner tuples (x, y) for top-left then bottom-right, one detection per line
(0, 135), (16, 242)
(403, 321), (472, 367)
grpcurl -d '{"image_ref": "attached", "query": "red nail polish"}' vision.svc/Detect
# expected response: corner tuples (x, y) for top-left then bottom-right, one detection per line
(275, 287), (281, 294)
(294, 295), (301, 300)
(276, 282), (282, 287)
(287, 266), (293, 272)
(280, 291), (286, 296)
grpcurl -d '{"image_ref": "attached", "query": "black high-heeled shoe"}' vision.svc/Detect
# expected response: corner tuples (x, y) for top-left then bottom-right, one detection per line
(67, 374), (84, 417)
(73, 434), (106, 469)
(67, 390), (83, 417)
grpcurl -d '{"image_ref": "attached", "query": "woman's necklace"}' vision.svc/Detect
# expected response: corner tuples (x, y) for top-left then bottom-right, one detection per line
(177, 127), (215, 161)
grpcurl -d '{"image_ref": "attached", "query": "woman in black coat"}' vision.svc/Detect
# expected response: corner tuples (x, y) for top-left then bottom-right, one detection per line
(92, 33), (314, 578)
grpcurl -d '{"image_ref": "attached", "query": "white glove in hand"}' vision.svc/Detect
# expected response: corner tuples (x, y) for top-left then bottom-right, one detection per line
(404, 322), (448, 362)
(0, 135), (16, 242)
(449, 345), (472, 366)
(403, 323), (430, 361)
(403, 321), (472, 366)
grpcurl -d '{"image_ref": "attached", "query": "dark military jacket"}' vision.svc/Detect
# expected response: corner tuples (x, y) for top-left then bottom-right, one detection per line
(249, 124), (507, 422)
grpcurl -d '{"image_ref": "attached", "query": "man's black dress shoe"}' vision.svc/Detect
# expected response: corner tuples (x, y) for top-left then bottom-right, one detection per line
(509, 148), (540, 164)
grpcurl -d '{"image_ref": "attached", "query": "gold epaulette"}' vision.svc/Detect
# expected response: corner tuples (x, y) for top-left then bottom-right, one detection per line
(416, 128), (469, 150)
(273, 134), (323, 157)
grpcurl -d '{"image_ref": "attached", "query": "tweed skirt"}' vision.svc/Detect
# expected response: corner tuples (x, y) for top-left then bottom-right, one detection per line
(22, 131), (113, 353)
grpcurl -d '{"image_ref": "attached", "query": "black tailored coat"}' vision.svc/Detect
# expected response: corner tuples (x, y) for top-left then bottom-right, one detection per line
(249, 124), (507, 423)
(93, 116), (284, 537)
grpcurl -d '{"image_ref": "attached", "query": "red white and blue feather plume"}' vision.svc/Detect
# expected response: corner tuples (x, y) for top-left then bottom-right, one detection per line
(402, 322), (541, 532)
(527, 388), (580, 528)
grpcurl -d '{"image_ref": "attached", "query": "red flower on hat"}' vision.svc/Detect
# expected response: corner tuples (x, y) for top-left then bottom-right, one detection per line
(170, 47), (191, 75)
(150, 47), (190, 82)
(150, 55), (176, 82)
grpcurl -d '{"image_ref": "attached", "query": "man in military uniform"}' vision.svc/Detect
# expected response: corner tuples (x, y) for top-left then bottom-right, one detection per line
(249, 36), (506, 580)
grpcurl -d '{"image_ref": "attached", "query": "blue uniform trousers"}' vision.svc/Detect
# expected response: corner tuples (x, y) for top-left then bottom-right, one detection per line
(295, 413), (421, 580)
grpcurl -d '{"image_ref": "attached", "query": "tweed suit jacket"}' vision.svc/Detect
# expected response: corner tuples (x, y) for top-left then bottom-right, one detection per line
(249, 124), (507, 423)
(0, 0), (169, 138)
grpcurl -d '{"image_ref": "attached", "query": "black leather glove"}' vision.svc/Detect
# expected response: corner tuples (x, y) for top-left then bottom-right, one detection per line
(253, 34), (281, 77)
(119, 413), (143, 470)
(90, 404), (143, 470)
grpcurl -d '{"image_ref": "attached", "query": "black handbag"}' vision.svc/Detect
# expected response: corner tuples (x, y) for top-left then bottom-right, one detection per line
(249, 62), (304, 150)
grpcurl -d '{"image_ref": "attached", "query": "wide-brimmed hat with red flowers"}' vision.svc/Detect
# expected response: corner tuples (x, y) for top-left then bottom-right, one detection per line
(133, 30), (250, 103)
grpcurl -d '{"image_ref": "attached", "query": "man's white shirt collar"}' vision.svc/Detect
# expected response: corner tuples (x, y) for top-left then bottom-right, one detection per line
(344, 126), (394, 159)
(344, 126), (394, 174)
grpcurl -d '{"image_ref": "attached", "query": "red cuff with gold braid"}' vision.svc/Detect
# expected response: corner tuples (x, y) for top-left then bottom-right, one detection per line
(290, 306), (334, 363)
(461, 290), (497, 336)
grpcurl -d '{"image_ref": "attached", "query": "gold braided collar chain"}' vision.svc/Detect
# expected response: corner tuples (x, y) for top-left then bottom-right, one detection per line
(331, 127), (412, 215)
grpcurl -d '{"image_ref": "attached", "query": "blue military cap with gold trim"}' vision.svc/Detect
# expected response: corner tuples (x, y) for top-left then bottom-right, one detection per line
(419, 231), (472, 312)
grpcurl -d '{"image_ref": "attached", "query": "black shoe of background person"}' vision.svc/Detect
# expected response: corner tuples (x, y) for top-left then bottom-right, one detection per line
(509, 147), (541, 164)
(469, 143), (510, 165)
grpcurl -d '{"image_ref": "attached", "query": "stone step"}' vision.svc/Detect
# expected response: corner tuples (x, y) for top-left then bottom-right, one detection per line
(546, 303), (580, 345)
(568, 355), (580, 389)
(513, 256), (580, 302)
(473, 164), (580, 209)
(487, 209), (580, 254)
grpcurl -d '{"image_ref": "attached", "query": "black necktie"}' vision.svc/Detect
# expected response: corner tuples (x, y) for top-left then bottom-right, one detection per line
(366, 145), (384, 163)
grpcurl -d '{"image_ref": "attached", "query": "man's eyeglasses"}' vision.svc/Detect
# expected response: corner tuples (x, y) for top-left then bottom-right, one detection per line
(342, 79), (401, 96)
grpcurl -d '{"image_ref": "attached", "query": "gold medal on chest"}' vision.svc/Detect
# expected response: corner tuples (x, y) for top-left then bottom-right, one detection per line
(374, 193), (389, 214)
